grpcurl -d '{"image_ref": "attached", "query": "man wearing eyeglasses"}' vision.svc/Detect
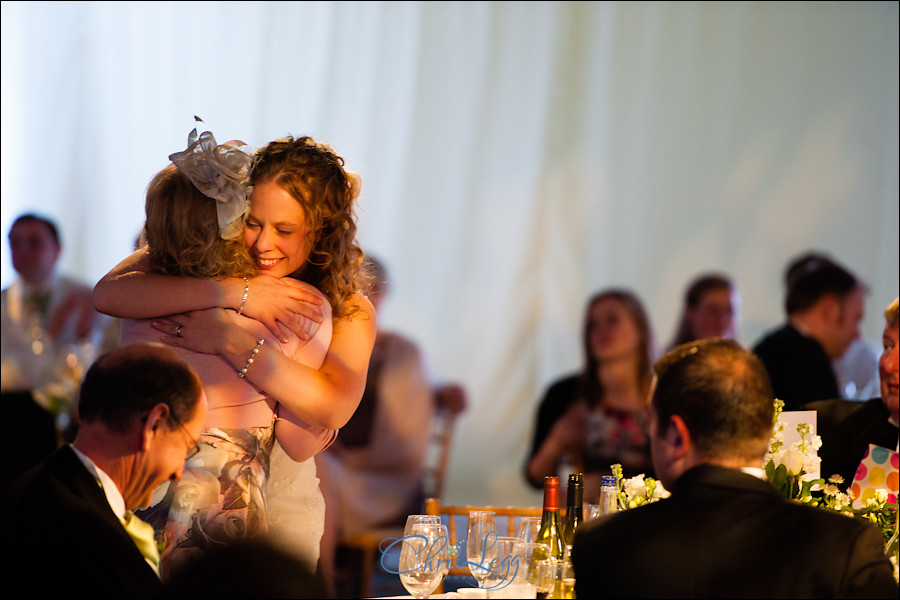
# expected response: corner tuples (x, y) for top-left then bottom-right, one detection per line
(2, 342), (208, 598)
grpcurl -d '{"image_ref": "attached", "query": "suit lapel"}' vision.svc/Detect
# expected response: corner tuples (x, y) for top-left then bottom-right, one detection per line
(48, 446), (154, 569)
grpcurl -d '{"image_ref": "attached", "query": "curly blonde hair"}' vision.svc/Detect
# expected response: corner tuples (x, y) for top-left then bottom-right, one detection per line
(249, 136), (364, 318)
(144, 164), (258, 279)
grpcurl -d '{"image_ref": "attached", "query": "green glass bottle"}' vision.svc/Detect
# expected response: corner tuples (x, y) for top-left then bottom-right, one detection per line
(562, 473), (583, 548)
(536, 475), (565, 562)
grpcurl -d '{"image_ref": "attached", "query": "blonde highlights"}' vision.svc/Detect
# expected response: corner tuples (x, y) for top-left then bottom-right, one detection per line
(886, 297), (899, 327)
(144, 165), (258, 279)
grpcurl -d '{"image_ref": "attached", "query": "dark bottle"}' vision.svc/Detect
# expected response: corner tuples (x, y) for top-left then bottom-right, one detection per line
(536, 475), (565, 563)
(562, 473), (583, 547)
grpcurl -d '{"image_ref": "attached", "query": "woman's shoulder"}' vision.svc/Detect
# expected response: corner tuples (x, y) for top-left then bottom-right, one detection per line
(546, 373), (582, 395)
(339, 291), (376, 322)
(538, 373), (582, 410)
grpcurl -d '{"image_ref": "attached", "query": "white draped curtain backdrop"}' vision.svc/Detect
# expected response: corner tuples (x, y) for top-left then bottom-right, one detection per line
(2, 1), (898, 506)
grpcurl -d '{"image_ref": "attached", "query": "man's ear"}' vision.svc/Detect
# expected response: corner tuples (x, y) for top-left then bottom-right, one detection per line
(140, 403), (171, 451)
(818, 293), (841, 324)
(665, 414), (693, 460)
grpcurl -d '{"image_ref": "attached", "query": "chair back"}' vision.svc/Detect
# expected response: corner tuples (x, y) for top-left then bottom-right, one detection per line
(422, 405), (459, 499)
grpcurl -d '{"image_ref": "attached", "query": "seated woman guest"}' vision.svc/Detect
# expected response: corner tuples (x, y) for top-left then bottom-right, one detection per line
(668, 272), (740, 350)
(525, 288), (655, 502)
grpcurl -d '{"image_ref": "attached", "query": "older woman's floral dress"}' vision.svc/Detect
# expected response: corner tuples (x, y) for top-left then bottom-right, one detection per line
(136, 425), (274, 581)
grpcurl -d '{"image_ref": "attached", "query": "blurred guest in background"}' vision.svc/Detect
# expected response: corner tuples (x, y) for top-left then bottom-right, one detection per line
(807, 296), (899, 487)
(526, 288), (655, 502)
(833, 337), (881, 401)
(668, 272), (740, 350)
(753, 252), (865, 411)
(316, 254), (467, 597)
(2, 342), (208, 599)
(573, 338), (898, 599)
(1, 212), (116, 395)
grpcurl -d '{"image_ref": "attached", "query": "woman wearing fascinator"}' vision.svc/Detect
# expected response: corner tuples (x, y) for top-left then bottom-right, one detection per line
(93, 124), (376, 581)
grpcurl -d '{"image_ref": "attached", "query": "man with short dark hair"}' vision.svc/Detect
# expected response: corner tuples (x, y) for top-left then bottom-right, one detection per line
(573, 338), (897, 599)
(808, 297), (899, 487)
(2, 342), (208, 598)
(1, 212), (115, 392)
(753, 253), (865, 410)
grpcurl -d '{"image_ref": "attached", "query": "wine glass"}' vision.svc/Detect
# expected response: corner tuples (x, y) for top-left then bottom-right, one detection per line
(466, 510), (497, 588)
(514, 516), (541, 543)
(483, 536), (519, 598)
(405, 514), (441, 537)
(398, 522), (450, 599)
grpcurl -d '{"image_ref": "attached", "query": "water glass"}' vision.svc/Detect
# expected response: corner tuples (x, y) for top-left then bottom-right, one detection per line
(534, 558), (558, 599)
(584, 504), (602, 521)
(484, 536), (522, 599)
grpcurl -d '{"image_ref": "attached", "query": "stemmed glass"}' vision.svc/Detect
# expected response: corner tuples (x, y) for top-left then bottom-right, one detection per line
(514, 516), (541, 544)
(405, 514), (441, 537)
(398, 522), (451, 599)
(466, 510), (497, 589)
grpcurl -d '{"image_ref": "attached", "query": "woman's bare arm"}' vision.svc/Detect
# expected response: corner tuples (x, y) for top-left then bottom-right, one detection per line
(156, 292), (377, 431)
(93, 248), (325, 341)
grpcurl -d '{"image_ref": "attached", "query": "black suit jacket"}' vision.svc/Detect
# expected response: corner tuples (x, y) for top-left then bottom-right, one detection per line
(806, 397), (899, 486)
(752, 323), (840, 411)
(573, 465), (897, 599)
(2, 445), (163, 598)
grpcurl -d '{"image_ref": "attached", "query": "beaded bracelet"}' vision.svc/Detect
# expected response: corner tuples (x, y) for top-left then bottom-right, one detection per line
(237, 277), (250, 315)
(237, 338), (265, 378)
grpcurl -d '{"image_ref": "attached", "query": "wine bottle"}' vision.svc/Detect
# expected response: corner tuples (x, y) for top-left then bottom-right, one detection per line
(535, 475), (566, 598)
(562, 473), (583, 547)
(536, 476), (565, 561)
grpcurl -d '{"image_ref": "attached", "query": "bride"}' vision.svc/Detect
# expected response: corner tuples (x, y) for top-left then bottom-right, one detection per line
(93, 126), (375, 579)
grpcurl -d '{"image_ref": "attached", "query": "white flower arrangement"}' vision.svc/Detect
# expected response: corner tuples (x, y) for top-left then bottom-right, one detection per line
(610, 399), (896, 582)
(764, 399), (825, 500)
(763, 399), (897, 580)
(610, 464), (670, 510)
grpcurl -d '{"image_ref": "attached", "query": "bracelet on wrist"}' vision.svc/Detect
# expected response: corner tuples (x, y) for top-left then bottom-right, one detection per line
(237, 277), (250, 315)
(237, 338), (265, 378)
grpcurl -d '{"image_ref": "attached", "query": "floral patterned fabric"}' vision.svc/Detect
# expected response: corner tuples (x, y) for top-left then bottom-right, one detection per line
(136, 425), (275, 581)
(582, 405), (652, 476)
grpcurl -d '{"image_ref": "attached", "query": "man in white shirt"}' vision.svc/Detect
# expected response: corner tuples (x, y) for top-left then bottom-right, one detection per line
(1, 213), (117, 393)
(2, 342), (208, 598)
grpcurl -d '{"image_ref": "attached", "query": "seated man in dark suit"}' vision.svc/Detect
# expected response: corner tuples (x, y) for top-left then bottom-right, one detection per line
(808, 296), (899, 486)
(2, 342), (208, 599)
(573, 338), (897, 599)
(753, 253), (865, 411)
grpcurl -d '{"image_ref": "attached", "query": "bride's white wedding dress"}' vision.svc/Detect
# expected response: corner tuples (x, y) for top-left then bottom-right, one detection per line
(266, 442), (328, 572)
(265, 298), (335, 573)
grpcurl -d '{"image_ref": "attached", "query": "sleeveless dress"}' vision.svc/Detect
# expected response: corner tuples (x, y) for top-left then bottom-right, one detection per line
(124, 295), (334, 580)
(139, 425), (276, 580)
